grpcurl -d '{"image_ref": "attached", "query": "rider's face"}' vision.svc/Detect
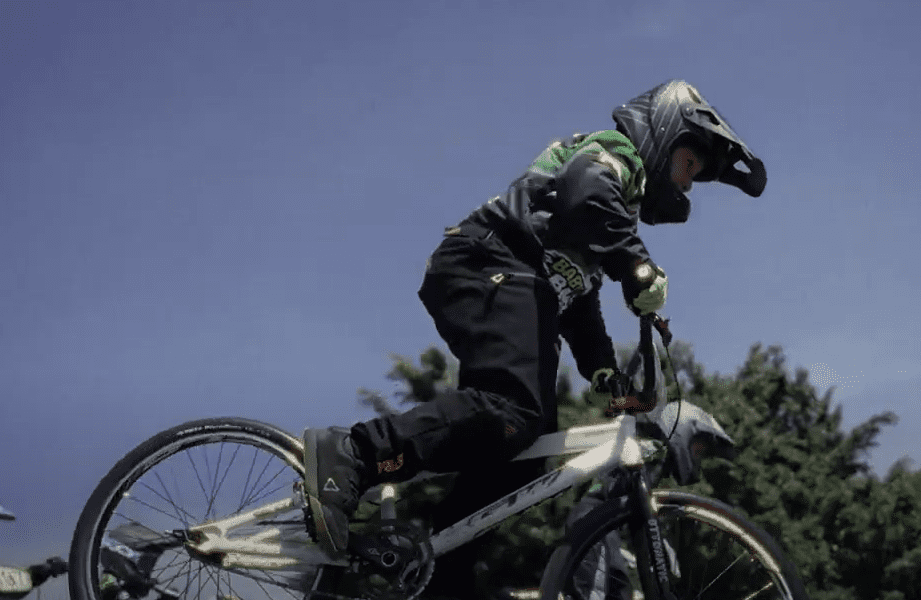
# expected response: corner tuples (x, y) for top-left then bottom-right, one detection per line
(669, 146), (706, 194)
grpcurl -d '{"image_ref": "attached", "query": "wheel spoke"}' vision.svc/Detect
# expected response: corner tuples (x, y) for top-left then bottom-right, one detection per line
(239, 449), (276, 509)
(244, 454), (292, 510)
(151, 470), (194, 527)
(690, 550), (745, 599)
(204, 442), (229, 520)
(740, 580), (777, 600)
(124, 488), (196, 526)
(212, 443), (244, 513)
(187, 447), (214, 516)
(237, 446), (261, 513)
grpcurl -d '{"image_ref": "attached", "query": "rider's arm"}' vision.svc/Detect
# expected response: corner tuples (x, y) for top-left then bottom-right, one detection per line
(558, 289), (618, 381)
(553, 151), (665, 313)
(552, 151), (653, 280)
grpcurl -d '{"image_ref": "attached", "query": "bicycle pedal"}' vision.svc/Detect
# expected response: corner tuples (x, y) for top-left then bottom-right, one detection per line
(380, 484), (397, 520)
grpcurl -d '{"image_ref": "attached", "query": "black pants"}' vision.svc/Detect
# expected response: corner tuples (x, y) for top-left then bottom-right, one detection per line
(351, 226), (561, 595)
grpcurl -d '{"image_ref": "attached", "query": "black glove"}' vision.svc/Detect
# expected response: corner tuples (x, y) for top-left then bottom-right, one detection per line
(589, 367), (631, 404)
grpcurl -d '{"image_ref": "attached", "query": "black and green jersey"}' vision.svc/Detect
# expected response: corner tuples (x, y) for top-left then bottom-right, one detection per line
(457, 129), (657, 379)
(463, 129), (653, 310)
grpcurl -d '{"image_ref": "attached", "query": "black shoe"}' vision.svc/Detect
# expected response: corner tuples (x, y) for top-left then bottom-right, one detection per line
(303, 427), (367, 555)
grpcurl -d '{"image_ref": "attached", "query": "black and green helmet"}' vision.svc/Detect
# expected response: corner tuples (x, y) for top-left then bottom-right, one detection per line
(611, 80), (767, 224)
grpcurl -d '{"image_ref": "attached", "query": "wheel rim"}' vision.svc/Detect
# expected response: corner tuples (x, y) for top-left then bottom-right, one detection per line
(85, 429), (313, 600)
(657, 501), (794, 599)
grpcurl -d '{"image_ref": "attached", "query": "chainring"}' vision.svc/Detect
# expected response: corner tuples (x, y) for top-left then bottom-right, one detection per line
(352, 520), (434, 600)
(311, 520), (434, 600)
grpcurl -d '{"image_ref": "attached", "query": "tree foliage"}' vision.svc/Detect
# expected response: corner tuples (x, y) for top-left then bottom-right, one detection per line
(357, 341), (921, 598)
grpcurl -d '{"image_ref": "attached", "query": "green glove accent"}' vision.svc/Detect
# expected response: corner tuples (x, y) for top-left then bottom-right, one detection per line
(632, 264), (668, 315)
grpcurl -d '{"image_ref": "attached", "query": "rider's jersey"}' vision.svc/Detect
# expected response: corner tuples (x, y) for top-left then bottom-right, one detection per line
(459, 129), (656, 379)
(465, 130), (652, 309)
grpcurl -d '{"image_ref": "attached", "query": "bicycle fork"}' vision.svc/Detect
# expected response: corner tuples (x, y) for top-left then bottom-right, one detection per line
(627, 467), (679, 600)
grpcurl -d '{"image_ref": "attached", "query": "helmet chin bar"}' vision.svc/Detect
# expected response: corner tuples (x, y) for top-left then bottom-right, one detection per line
(719, 155), (767, 197)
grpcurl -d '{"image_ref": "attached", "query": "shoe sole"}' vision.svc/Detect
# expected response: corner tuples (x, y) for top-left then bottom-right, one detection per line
(302, 429), (340, 555)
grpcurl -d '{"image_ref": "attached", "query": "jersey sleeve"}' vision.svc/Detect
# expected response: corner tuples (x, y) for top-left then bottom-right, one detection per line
(552, 151), (655, 282)
(558, 288), (617, 381)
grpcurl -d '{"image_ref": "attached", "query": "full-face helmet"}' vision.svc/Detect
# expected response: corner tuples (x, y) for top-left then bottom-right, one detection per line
(611, 80), (767, 224)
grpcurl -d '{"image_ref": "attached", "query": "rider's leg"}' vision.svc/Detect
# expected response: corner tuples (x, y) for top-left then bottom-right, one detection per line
(304, 250), (560, 555)
(408, 242), (561, 597)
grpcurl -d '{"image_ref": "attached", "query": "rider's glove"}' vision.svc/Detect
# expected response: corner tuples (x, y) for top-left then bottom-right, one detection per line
(629, 262), (668, 315)
(590, 367), (657, 416)
(589, 367), (628, 407)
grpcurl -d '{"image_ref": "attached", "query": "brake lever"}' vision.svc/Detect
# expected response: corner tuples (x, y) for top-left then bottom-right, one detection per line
(650, 313), (672, 348)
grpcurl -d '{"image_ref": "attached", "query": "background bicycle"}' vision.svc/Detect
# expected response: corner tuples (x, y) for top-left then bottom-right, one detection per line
(1, 506), (68, 600)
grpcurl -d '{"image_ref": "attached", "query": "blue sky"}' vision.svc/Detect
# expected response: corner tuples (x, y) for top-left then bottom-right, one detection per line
(1, 0), (919, 575)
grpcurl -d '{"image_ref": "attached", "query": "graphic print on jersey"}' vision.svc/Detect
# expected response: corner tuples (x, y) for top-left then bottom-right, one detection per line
(542, 249), (598, 312)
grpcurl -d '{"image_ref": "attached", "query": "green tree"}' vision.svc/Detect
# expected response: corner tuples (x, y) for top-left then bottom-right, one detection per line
(674, 343), (918, 600)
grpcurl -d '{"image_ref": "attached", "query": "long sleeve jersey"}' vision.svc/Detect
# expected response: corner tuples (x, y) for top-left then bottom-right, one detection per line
(460, 130), (653, 380)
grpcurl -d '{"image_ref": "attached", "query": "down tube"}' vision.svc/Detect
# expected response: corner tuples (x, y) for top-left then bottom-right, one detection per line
(430, 423), (642, 557)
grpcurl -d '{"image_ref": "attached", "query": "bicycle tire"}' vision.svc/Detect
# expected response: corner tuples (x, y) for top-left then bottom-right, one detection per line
(539, 489), (809, 600)
(68, 417), (308, 600)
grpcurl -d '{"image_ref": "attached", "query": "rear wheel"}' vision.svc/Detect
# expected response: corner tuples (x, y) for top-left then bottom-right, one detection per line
(540, 490), (809, 600)
(69, 418), (314, 600)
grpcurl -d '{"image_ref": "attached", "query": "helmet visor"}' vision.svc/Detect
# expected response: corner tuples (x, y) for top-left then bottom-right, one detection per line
(684, 104), (766, 196)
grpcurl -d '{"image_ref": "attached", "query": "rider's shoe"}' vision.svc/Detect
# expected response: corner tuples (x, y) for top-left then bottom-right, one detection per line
(302, 427), (369, 555)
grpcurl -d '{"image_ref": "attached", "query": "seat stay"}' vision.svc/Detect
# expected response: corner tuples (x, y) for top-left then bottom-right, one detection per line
(185, 495), (348, 570)
(431, 415), (643, 557)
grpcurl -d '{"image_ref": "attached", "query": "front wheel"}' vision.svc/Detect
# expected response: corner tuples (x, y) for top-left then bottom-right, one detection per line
(540, 489), (809, 600)
(69, 417), (310, 600)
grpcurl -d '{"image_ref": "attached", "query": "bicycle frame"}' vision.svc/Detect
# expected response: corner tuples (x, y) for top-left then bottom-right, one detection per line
(187, 314), (674, 574)
(431, 414), (646, 556)
(186, 414), (652, 570)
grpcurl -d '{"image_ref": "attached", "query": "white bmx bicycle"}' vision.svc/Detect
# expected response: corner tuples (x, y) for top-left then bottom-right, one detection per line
(68, 314), (809, 600)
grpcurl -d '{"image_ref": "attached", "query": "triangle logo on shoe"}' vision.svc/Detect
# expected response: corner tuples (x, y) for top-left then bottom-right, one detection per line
(323, 477), (340, 492)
